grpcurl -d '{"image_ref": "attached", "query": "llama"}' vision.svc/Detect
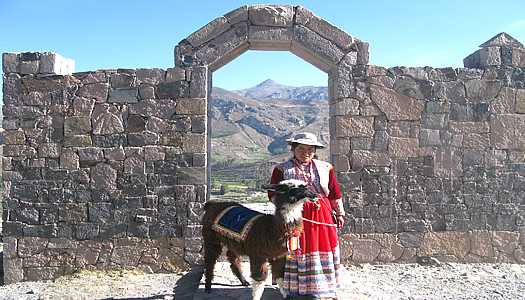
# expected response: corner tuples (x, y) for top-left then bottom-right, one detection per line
(201, 179), (318, 300)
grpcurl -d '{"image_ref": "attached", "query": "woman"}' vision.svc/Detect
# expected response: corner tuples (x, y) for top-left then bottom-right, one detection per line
(268, 132), (345, 300)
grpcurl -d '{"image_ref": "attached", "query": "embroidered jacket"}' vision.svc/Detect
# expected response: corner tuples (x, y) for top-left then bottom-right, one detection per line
(269, 158), (345, 216)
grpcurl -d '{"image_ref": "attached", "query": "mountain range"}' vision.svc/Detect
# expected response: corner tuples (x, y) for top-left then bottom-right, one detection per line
(210, 79), (330, 163)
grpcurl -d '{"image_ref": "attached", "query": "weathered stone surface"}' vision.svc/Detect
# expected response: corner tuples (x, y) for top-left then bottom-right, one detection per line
(464, 79), (503, 102)
(38, 143), (61, 158)
(335, 116), (374, 138)
(144, 146), (166, 162)
(111, 246), (142, 267)
(434, 146), (463, 177)
(3, 130), (26, 145)
(516, 89), (525, 113)
(305, 14), (354, 50)
(128, 131), (158, 146)
(449, 121), (490, 134)
(330, 98), (360, 117)
(224, 5), (248, 24)
(248, 5), (293, 26)
(419, 231), (471, 259)
(129, 99), (177, 119)
(90, 163), (117, 190)
(389, 137), (419, 157)
(64, 135), (92, 147)
(292, 25), (345, 72)
(77, 83), (109, 103)
(135, 68), (165, 85)
(369, 84), (425, 121)
(176, 98), (206, 115)
(351, 239), (381, 262)
(165, 68), (186, 82)
(73, 96), (95, 116)
(64, 116), (91, 137)
(186, 16), (230, 47)
(491, 114), (525, 150)
(60, 149), (79, 170)
(470, 230), (494, 257)
(156, 81), (190, 100)
(92, 104), (124, 135)
(351, 150), (391, 166)
(124, 155), (145, 174)
(108, 88), (138, 103)
(78, 147), (104, 163)
(195, 22), (249, 71)
(182, 133), (206, 153)
(248, 26), (293, 50)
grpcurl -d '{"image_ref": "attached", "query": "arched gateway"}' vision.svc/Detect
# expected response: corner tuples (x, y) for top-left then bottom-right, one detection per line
(2, 5), (525, 284)
(173, 4), (370, 196)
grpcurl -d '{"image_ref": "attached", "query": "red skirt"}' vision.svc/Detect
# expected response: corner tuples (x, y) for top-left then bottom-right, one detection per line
(283, 197), (341, 296)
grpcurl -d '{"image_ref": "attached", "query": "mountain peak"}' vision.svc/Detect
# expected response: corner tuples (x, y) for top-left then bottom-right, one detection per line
(257, 79), (282, 87)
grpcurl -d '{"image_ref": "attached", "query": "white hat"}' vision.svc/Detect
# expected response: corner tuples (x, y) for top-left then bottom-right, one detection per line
(285, 132), (326, 149)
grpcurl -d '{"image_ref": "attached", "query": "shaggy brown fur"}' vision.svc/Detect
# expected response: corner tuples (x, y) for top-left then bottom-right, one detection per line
(201, 179), (317, 298)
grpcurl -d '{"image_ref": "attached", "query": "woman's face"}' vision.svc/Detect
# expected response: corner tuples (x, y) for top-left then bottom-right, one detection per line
(292, 144), (316, 163)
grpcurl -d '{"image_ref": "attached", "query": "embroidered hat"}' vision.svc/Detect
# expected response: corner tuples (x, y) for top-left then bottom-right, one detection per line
(285, 132), (326, 149)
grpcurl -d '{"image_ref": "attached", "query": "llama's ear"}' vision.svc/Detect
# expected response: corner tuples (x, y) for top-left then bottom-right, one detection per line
(261, 184), (276, 191)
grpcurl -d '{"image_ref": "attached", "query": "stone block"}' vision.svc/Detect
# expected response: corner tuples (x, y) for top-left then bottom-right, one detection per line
(64, 116), (91, 137)
(187, 16), (230, 47)
(330, 139), (350, 155)
(64, 135), (92, 147)
(38, 143), (61, 158)
(248, 26), (293, 51)
(419, 129), (441, 147)
(178, 167), (206, 185)
(92, 104), (124, 135)
(491, 114), (525, 150)
(183, 133), (206, 153)
(332, 155), (350, 172)
(516, 89), (525, 113)
(224, 5), (248, 24)
(329, 98), (359, 117)
(77, 83), (109, 103)
(3, 52), (20, 73)
(389, 137), (419, 157)
(351, 150), (391, 166)
(356, 40), (370, 65)
(449, 121), (490, 134)
(190, 66), (207, 98)
(305, 14), (354, 50)
(479, 47), (501, 67)
(90, 163), (117, 190)
(463, 133), (490, 149)
(108, 88), (138, 103)
(3, 258), (24, 284)
(135, 68), (165, 85)
(3, 130), (26, 145)
(335, 116), (374, 138)
(124, 155), (145, 175)
(369, 84), (425, 121)
(512, 48), (525, 67)
(464, 79), (503, 102)
(155, 81), (190, 100)
(3, 73), (23, 105)
(166, 67), (186, 82)
(78, 147), (104, 163)
(249, 5), (293, 26)
(419, 231), (470, 259)
(292, 25), (345, 72)
(351, 239), (381, 263)
(176, 98), (206, 115)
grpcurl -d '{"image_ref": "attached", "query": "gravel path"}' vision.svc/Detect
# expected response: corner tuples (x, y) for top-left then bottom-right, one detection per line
(0, 262), (524, 300)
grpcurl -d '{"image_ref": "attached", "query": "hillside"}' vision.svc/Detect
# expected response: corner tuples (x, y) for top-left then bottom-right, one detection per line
(210, 80), (330, 201)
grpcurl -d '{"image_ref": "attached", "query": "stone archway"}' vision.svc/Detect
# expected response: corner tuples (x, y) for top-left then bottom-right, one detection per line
(174, 4), (370, 194)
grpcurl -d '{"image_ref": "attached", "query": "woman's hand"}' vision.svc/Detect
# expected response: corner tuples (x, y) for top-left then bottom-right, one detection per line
(335, 216), (345, 228)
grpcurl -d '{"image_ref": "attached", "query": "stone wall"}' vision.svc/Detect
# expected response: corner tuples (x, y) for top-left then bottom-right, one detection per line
(2, 5), (525, 283)
(2, 53), (207, 283)
(331, 32), (525, 264)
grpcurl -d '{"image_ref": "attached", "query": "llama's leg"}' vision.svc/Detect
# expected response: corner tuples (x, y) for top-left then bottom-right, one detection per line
(249, 256), (269, 300)
(226, 249), (249, 286)
(271, 257), (289, 298)
(203, 239), (222, 293)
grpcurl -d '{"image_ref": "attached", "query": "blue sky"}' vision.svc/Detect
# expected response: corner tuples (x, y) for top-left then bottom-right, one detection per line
(1, 0), (525, 92)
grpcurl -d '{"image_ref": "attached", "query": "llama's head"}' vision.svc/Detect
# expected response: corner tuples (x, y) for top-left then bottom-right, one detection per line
(262, 179), (318, 208)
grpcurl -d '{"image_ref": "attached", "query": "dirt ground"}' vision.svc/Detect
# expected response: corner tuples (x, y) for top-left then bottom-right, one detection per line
(0, 261), (524, 300)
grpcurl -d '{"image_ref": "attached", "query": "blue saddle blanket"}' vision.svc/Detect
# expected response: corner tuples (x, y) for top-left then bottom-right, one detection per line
(212, 206), (264, 241)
